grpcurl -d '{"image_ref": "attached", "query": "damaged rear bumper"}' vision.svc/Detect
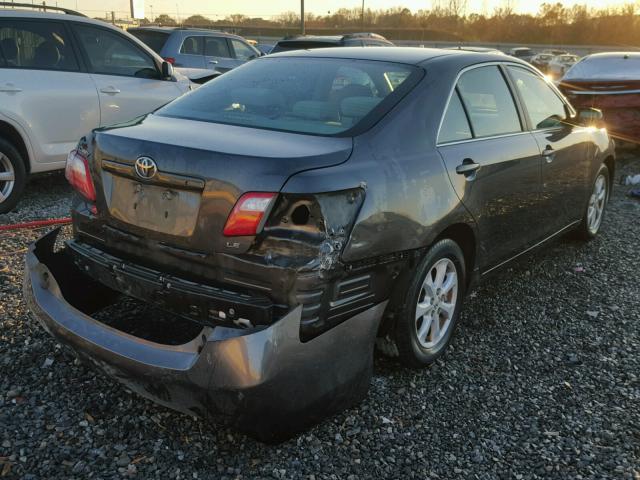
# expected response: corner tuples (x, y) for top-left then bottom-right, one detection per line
(23, 229), (386, 441)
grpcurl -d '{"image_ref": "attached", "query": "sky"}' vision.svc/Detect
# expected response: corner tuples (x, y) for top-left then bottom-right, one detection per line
(55, 0), (628, 20)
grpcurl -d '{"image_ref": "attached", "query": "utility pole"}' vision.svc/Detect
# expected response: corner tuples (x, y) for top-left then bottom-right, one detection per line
(300, 0), (305, 35)
(361, 0), (365, 28)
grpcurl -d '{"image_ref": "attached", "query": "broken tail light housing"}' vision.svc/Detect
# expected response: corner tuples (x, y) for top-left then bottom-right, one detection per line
(65, 149), (96, 203)
(223, 192), (277, 236)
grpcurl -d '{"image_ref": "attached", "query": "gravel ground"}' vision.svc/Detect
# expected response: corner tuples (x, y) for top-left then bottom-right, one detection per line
(1, 157), (639, 479)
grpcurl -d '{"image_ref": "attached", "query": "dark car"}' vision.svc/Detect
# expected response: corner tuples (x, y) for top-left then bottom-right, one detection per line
(560, 52), (640, 146)
(509, 47), (535, 62)
(24, 48), (614, 441)
(271, 32), (393, 53)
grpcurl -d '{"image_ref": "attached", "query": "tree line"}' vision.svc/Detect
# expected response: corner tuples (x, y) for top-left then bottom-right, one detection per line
(145, 3), (640, 46)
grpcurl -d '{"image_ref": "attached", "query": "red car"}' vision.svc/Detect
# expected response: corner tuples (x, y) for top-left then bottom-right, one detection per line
(560, 52), (640, 146)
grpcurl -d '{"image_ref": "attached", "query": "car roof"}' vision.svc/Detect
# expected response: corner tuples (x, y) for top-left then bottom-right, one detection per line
(583, 51), (640, 60)
(268, 46), (510, 65)
(0, 9), (106, 22)
(129, 26), (234, 36)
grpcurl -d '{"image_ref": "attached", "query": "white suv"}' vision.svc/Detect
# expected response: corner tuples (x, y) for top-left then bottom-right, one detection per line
(0, 8), (191, 213)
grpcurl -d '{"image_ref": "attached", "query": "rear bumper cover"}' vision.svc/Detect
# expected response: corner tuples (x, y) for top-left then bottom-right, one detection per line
(24, 229), (386, 440)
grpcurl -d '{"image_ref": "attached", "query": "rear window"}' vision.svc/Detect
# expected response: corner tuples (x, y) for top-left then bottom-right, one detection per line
(129, 30), (169, 54)
(564, 55), (640, 80)
(157, 57), (420, 136)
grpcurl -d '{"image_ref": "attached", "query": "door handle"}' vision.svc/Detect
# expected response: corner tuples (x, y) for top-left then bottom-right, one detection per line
(100, 86), (121, 94)
(542, 145), (555, 163)
(456, 159), (481, 176)
(208, 60), (219, 64)
(0, 83), (22, 93)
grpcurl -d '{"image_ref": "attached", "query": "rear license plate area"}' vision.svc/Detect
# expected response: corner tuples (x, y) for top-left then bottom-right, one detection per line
(104, 174), (201, 236)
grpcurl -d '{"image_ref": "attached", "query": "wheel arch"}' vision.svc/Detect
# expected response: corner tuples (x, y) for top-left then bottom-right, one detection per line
(0, 119), (31, 173)
(376, 221), (477, 341)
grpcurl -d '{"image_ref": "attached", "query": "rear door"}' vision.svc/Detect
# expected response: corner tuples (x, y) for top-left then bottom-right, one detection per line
(437, 64), (543, 271)
(506, 65), (591, 235)
(71, 23), (183, 127)
(203, 36), (236, 73)
(174, 34), (206, 68)
(0, 19), (99, 168)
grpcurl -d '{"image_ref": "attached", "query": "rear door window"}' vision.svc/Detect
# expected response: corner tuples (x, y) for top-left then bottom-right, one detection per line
(73, 24), (158, 78)
(439, 90), (473, 143)
(507, 66), (567, 129)
(180, 36), (203, 55)
(457, 66), (522, 138)
(204, 37), (231, 58)
(0, 20), (79, 71)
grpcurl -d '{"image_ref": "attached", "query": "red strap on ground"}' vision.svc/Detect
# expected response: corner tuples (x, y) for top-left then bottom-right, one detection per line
(0, 217), (72, 232)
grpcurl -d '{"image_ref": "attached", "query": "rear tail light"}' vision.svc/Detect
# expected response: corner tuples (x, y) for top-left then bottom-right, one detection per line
(223, 192), (277, 236)
(65, 149), (96, 203)
(163, 57), (176, 64)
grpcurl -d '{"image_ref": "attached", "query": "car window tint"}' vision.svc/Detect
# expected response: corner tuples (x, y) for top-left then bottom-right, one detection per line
(158, 57), (419, 136)
(507, 66), (567, 129)
(204, 37), (231, 58)
(180, 36), (203, 55)
(457, 66), (522, 137)
(0, 20), (78, 71)
(439, 90), (472, 143)
(74, 25), (157, 78)
(230, 39), (256, 61)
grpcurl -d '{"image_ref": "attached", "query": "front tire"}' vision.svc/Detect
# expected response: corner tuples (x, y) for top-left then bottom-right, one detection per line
(395, 239), (466, 368)
(0, 138), (27, 214)
(574, 164), (609, 240)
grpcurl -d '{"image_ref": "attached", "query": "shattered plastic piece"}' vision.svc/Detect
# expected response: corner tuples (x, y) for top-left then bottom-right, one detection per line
(41, 357), (54, 368)
(574, 266), (585, 273)
(628, 188), (640, 199)
(586, 310), (600, 318)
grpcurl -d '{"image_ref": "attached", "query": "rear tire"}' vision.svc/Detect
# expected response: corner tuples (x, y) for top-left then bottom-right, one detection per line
(0, 138), (27, 214)
(574, 164), (609, 241)
(395, 239), (466, 368)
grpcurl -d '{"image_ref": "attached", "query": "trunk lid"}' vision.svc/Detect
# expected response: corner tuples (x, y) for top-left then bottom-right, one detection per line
(91, 114), (353, 254)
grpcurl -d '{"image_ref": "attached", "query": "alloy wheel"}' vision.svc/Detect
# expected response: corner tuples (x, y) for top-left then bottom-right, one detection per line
(415, 258), (458, 349)
(587, 174), (607, 234)
(0, 152), (15, 204)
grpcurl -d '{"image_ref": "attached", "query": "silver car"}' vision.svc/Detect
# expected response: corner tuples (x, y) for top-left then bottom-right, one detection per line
(128, 27), (261, 73)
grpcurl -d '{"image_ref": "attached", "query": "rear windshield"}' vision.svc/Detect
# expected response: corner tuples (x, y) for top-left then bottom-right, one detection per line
(157, 57), (420, 136)
(564, 55), (640, 80)
(129, 30), (169, 54)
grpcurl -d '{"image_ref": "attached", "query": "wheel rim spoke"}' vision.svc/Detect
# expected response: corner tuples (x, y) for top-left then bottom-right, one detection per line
(415, 301), (430, 320)
(0, 190), (5, 202)
(417, 315), (433, 341)
(0, 171), (14, 182)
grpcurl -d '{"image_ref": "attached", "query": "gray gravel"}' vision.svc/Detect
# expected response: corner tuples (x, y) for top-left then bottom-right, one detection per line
(1, 157), (639, 479)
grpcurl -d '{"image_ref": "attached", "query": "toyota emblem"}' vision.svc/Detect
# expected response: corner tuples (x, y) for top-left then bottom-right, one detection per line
(134, 156), (158, 179)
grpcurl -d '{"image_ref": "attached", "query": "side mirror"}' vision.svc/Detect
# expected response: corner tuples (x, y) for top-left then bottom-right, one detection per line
(577, 108), (604, 127)
(161, 61), (174, 79)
